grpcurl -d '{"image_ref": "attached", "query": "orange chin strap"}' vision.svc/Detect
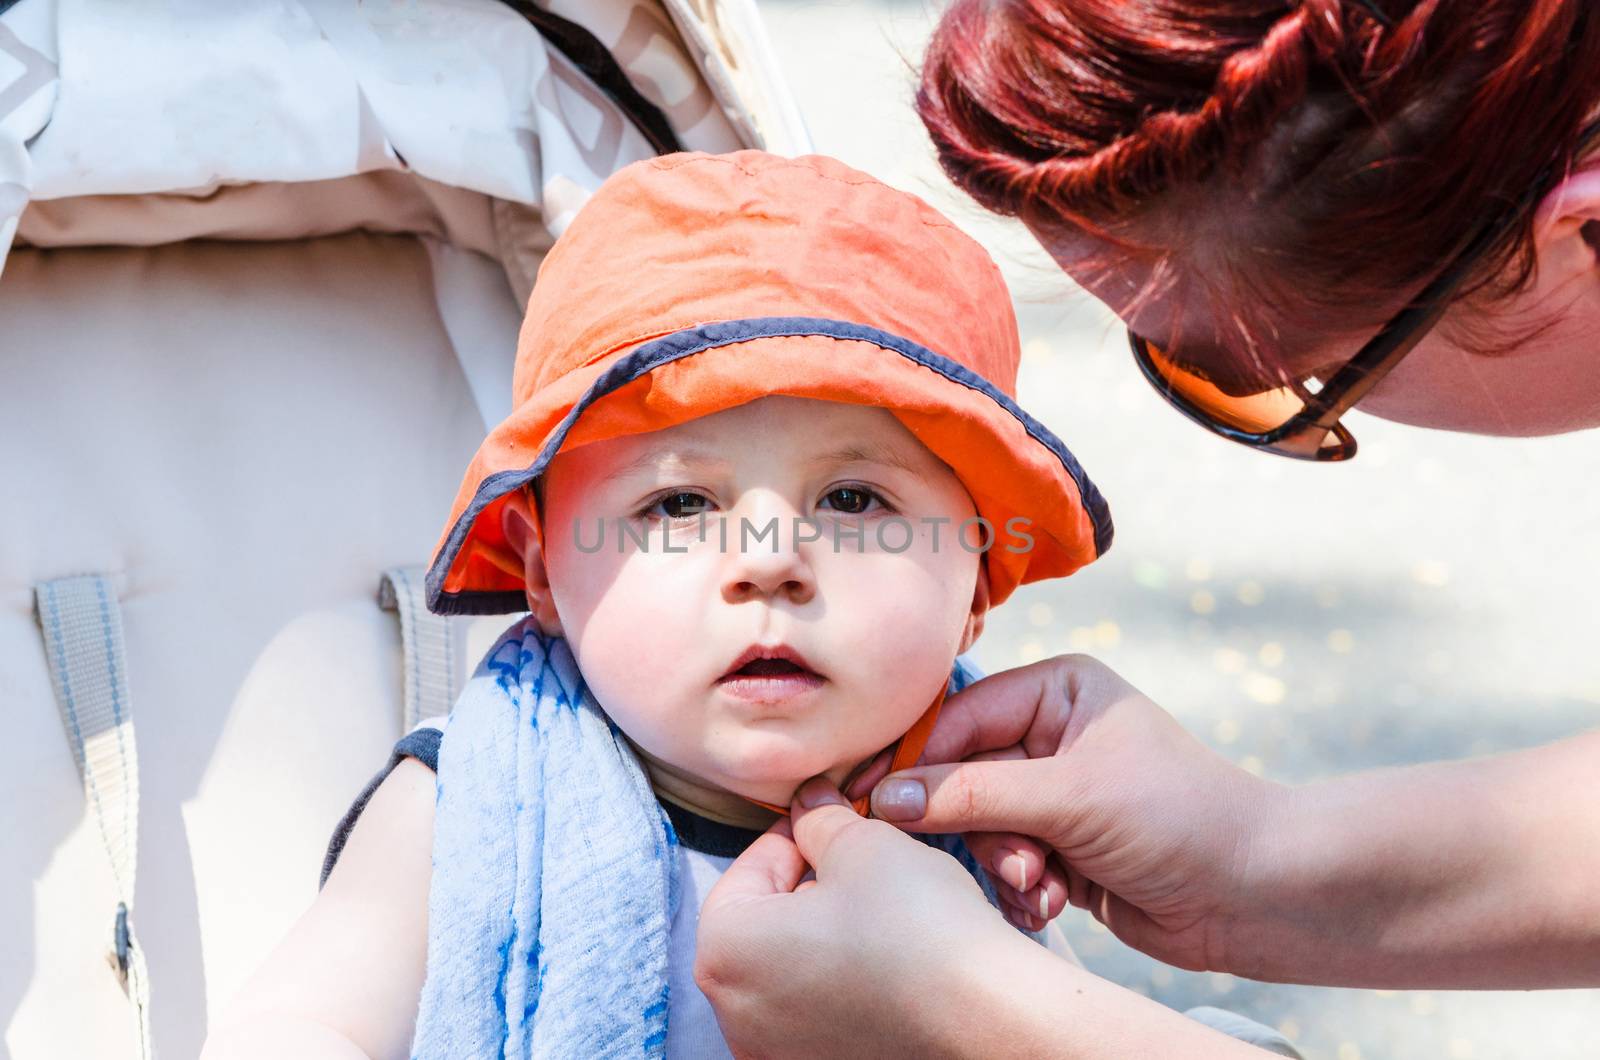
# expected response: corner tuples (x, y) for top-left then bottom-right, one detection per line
(748, 681), (949, 818)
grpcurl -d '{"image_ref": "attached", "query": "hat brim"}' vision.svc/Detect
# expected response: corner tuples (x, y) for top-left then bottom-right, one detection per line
(426, 316), (1112, 614)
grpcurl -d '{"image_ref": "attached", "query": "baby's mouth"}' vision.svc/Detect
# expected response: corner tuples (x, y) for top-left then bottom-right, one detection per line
(730, 658), (811, 678)
(723, 656), (832, 704)
(719, 643), (823, 679)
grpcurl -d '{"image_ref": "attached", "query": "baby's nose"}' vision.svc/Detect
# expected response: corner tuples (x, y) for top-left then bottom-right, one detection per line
(718, 505), (818, 606)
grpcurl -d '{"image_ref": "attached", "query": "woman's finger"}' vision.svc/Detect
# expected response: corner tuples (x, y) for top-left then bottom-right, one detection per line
(1001, 901), (1045, 934)
(915, 660), (1065, 766)
(1061, 857), (1094, 911)
(871, 756), (1069, 838)
(1034, 855), (1070, 920)
(844, 746), (896, 801)
(968, 745), (1028, 765)
(992, 869), (1067, 923)
(1024, 873), (1068, 922)
(996, 883), (1037, 919)
(963, 830), (1047, 893)
(702, 817), (806, 910)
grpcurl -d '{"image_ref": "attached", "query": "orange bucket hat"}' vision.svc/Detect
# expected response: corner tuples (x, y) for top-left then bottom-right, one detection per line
(425, 151), (1112, 807)
(427, 150), (1111, 615)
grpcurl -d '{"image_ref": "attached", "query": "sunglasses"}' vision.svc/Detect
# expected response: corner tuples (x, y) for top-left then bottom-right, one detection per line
(1128, 118), (1600, 461)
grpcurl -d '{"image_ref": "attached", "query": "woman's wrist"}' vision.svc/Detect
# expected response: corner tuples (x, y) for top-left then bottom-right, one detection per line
(928, 927), (1062, 1055)
(1194, 773), (1323, 981)
(1224, 775), (1382, 981)
(1227, 768), (1474, 984)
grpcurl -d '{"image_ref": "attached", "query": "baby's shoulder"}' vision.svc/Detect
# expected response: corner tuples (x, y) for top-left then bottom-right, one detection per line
(320, 718), (446, 887)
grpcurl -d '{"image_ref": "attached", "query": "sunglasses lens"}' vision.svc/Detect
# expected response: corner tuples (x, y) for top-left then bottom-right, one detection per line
(1136, 338), (1355, 460)
(1140, 339), (1305, 431)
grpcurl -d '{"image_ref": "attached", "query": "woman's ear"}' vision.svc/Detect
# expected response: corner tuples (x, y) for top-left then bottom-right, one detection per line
(957, 561), (991, 655)
(500, 489), (564, 637)
(1532, 163), (1600, 287)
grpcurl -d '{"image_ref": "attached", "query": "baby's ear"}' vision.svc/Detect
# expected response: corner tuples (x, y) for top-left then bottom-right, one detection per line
(957, 561), (991, 655)
(500, 488), (564, 637)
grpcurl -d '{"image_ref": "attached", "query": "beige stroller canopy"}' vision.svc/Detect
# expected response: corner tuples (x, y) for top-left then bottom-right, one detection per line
(0, 1), (807, 1056)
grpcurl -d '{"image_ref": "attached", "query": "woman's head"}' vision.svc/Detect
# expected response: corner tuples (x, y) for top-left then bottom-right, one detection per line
(919, 0), (1600, 436)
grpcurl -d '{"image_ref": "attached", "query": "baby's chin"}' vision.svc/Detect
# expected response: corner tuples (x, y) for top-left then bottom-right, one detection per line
(702, 740), (863, 806)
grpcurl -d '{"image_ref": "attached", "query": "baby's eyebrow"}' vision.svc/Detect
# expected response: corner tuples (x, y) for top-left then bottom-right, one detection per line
(594, 440), (925, 489)
(594, 447), (730, 488)
(806, 442), (925, 476)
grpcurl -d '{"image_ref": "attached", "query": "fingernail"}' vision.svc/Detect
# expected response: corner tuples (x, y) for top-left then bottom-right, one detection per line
(995, 849), (1027, 892)
(797, 777), (845, 809)
(872, 777), (927, 821)
(1039, 890), (1049, 920)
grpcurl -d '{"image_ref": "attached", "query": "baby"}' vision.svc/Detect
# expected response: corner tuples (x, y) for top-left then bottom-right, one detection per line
(205, 153), (1285, 1058)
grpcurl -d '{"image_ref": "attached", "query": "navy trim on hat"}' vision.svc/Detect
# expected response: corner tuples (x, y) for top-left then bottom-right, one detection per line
(426, 316), (1114, 615)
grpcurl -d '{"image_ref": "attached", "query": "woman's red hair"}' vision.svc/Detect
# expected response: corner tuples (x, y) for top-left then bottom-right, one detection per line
(919, 0), (1600, 363)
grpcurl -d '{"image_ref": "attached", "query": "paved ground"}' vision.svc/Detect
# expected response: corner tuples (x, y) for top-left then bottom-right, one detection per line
(757, 3), (1600, 1057)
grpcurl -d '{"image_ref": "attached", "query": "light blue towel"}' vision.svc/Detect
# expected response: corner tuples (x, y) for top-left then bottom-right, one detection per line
(413, 617), (1010, 1059)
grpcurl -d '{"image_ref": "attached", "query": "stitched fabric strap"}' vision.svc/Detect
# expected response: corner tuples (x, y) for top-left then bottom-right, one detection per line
(34, 575), (154, 1060)
(378, 566), (461, 732)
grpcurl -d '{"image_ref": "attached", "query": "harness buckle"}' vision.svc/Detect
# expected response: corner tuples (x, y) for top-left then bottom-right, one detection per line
(106, 902), (132, 988)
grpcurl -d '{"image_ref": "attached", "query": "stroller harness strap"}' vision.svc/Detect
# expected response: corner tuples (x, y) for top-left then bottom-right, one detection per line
(34, 575), (154, 1060)
(378, 566), (466, 733)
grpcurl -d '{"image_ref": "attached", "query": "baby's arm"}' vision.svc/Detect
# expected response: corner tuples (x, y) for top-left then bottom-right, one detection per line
(201, 758), (436, 1060)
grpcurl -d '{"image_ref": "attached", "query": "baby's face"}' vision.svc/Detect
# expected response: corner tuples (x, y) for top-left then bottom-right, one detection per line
(534, 396), (988, 806)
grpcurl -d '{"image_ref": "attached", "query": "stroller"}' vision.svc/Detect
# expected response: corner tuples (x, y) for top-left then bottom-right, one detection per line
(0, 1), (808, 1055)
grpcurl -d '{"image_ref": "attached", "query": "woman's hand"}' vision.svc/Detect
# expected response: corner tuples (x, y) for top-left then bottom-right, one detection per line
(869, 654), (1600, 989)
(694, 781), (1023, 1058)
(696, 778), (1287, 1059)
(866, 654), (1275, 975)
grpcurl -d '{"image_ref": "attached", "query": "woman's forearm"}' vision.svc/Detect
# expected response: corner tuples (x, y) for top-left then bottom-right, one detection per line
(1237, 730), (1600, 988)
(941, 933), (1277, 1058)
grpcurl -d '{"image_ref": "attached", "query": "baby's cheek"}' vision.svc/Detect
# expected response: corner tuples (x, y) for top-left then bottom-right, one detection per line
(570, 639), (691, 741)
(826, 613), (966, 762)
(838, 700), (928, 768)
(602, 691), (700, 766)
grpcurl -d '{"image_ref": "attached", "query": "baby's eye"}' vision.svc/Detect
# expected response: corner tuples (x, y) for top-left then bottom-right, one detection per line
(646, 491), (716, 520)
(819, 486), (885, 515)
